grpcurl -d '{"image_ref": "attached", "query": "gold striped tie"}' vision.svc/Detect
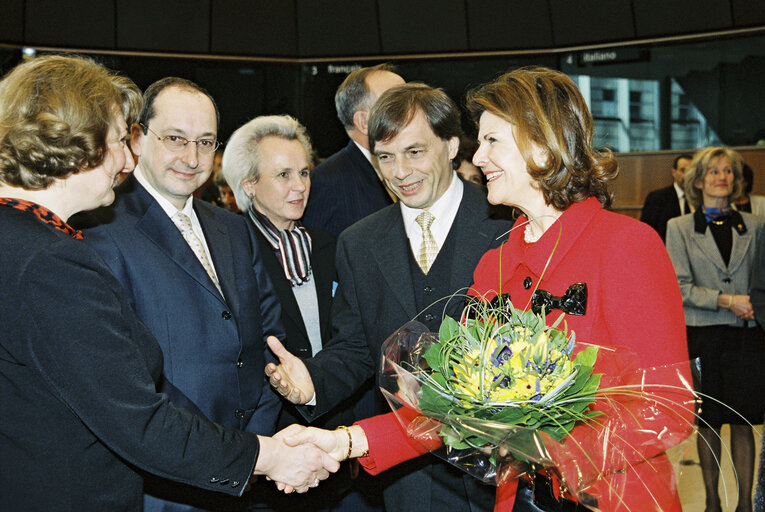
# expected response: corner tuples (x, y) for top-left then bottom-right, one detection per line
(172, 212), (223, 295)
(415, 211), (438, 274)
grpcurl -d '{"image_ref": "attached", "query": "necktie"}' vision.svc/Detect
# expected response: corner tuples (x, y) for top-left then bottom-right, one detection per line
(680, 193), (689, 214)
(172, 212), (223, 295)
(415, 211), (438, 274)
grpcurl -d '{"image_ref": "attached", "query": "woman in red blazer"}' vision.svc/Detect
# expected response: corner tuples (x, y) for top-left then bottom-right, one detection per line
(278, 67), (694, 511)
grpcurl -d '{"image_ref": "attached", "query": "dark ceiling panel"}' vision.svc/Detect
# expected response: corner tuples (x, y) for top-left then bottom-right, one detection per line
(25, 0), (115, 48)
(211, 0), (297, 56)
(549, 0), (635, 46)
(117, 0), (210, 53)
(633, 0), (733, 38)
(731, 0), (765, 27)
(0, 0), (24, 43)
(467, 0), (553, 50)
(296, 0), (380, 57)
(378, 0), (468, 54)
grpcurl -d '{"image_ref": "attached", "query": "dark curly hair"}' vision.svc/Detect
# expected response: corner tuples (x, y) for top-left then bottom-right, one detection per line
(0, 54), (142, 190)
(466, 66), (617, 210)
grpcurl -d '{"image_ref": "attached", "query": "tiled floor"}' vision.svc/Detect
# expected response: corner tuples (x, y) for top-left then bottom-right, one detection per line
(675, 424), (763, 511)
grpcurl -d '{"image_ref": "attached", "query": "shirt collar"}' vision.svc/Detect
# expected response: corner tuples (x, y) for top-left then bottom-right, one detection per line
(400, 171), (463, 238)
(673, 182), (684, 198)
(352, 139), (373, 164)
(134, 166), (194, 218)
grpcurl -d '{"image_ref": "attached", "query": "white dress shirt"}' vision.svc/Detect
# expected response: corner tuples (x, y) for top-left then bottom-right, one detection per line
(674, 182), (690, 214)
(134, 166), (219, 282)
(400, 172), (464, 260)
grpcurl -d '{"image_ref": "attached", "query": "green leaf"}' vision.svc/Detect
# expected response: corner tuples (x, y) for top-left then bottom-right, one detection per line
(573, 346), (599, 367)
(423, 342), (443, 370)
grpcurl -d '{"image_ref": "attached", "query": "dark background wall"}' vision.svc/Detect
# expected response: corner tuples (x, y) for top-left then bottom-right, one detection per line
(1, 0), (764, 156)
(4, 0), (763, 56)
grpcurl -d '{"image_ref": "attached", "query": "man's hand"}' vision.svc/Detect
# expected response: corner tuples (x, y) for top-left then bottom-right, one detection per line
(280, 424), (350, 462)
(253, 434), (339, 493)
(265, 336), (315, 405)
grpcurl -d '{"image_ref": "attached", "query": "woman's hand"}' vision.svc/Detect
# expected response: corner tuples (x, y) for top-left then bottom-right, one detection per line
(281, 425), (369, 462)
(729, 294), (754, 320)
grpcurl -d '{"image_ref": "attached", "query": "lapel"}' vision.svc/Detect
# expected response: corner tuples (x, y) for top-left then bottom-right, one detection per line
(308, 228), (336, 341)
(728, 228), (753, 275)
(196, 201), (236, 309)
(691, 209), (753, 274)
(122, 176), (227, 306)
(690, 211), (753, 275)
(370, 206), (418, 319)
(446, 184), (500, 299)
(665, 186), (682, 217)
(253, 227), (308, 340)
(691, 227), (727, 275)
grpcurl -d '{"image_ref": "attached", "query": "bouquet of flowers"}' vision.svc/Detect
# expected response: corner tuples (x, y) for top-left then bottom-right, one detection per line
(418, 299), (601, 457)
(378, 296), (697, 504)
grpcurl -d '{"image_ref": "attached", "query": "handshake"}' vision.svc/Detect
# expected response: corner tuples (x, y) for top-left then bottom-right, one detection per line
(251, 336), (370, 493)
(251, 423), (369, 494)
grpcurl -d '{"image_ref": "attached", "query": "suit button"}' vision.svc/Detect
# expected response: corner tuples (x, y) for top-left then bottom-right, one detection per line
(235, 409), (245, 419)
(723, 278), (731, 283)
(424, 286), (433, 293)
(219, 478), (230, 485)
(523, 277), (532, 289)
(237, 360), (243, 368)
(424, 313), (435, 322)
(210, 476), (220, 483)
(231, 481), (240, 488)
(222, 310), (232, 320)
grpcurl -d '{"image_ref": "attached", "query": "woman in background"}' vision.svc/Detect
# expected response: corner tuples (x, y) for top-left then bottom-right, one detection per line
(666, 146), (764, 512)
(223, 115), (356, 510)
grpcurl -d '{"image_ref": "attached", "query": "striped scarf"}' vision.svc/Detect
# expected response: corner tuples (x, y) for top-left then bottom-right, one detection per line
(248, 206), (312, 286)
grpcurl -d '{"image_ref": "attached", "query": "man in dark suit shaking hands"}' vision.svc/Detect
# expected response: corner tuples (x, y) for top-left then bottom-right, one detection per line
(640, 153), (693, 242)
(79, 77), (284, 512)
(266, 83), (512, 512)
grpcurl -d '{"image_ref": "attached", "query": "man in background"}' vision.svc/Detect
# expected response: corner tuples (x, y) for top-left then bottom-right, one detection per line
(641, 153), (693, 242)
(301, 63), (404, 236)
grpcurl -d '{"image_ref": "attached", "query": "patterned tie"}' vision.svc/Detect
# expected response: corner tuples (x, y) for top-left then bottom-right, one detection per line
(415, 211), (438, 274)
(172, 212), (223, 295)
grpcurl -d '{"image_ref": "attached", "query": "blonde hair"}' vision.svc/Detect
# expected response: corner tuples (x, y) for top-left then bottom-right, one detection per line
(0, 54), (142, 189)
(466, 66), (617, 210)
(684, 146), (743, 209)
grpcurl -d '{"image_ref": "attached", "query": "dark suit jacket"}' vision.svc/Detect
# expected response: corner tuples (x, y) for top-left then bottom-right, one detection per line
(0, 207), (259, 511)
(79, 175), (283, 510)
(250, 224), (356, 509)
(753, 232), (765, 328)
(302, 182), (512, 512)
(301, 140), (392, 237)
(640, 184), (684, 242)
(251, 224), (353, 427)
(253, 225), (335, 359)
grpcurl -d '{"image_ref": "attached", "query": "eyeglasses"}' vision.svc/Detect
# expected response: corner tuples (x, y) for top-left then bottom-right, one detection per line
(143, 125), (221, 154)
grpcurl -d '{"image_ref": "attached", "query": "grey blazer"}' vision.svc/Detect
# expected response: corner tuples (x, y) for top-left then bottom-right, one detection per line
(666, 209), (764, 327)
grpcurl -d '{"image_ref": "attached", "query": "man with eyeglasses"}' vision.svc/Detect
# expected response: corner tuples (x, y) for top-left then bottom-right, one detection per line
(76, 77), (288, 512)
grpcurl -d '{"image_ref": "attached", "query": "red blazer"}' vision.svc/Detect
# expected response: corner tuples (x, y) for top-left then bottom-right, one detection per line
(357, 198), (693, 512)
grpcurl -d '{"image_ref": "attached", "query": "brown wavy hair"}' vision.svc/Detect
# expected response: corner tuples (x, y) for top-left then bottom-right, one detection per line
(0, 54), (142, 190)
(466, 66), (617, 210)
